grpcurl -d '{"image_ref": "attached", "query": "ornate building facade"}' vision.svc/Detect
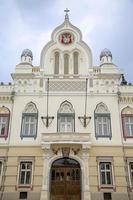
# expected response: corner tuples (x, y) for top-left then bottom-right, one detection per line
(0, 12), (133, 200)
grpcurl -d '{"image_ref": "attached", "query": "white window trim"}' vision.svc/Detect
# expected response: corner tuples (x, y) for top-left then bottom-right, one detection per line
(97, 157), (115, 190)
(125, 117), (133, 136)
(0, 159), (4, 186)
(127, 158), (133, 188)
(17, 157), (34, 190)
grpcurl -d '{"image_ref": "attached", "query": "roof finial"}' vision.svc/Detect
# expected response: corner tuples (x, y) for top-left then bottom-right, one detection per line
(64, 8), (70, 21)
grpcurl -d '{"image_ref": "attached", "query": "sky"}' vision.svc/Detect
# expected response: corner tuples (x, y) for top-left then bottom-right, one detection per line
(0, 0), (133, 83)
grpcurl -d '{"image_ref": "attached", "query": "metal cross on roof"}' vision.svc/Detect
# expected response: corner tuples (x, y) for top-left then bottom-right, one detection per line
(64, 8), (70, 20)
(64, 8), (70, 14)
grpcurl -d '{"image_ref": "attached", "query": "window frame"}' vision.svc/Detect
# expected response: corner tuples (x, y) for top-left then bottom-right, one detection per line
(17, 157), (34, 190)
(0, 160), (4, 187)
(97, 157), (115, 190)
(73, 51), (79, 75)
(95, 113), (112, 139)
(122, 114), (133, 139)
(54, 51), (59, 74)
(57, 113), (75, 132)
(0, 113), (10, 140)
(21, 113), (38, 139)
(127, 158), (133, 190)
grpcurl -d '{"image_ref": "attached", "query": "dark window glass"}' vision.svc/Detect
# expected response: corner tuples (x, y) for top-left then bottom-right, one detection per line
(19, 192), (27, 199)
(104, 193), (112, 200)
(19, 162), (32, 185)
(100, 162), (112, 185)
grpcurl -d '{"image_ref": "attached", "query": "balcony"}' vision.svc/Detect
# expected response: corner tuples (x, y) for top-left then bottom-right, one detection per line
(41, 132), (91, 146)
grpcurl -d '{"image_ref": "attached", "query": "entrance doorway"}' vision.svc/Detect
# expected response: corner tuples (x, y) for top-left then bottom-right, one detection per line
(50, 158), (81, 200)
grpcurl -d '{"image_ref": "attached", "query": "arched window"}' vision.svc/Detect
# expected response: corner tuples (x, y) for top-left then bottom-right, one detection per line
(73, 52), (78, 74)
(64, 54), (69, 74)
(0, 106), (10, 139)
(57, 101), (75, 132)
(121, 106), (133, 139)
(54, 52), (59, 74)
(21, 102), (38, 139)
(94, 103), (111, 139)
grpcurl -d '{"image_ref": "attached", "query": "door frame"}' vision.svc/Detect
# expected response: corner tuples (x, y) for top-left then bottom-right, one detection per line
(50, 158), (81, 199)
(48, 155), (84, 200)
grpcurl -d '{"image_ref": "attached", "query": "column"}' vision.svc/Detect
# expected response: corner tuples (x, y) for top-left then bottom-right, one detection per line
(82, 144), (91, 200)
(40, 144), (51, 200)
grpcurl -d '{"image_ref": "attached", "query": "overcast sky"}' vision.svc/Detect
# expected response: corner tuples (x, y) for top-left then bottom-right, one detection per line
(0, 0), (133, 83)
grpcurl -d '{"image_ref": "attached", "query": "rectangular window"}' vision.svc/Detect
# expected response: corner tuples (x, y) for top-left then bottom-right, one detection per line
(19, 192), (27, 199)
(0, 161), (3, 184)
(104, 193), (112, 200)
(0, 116), (9, 137)
(129, 162), (133, 186)
(97, 159), (115, 190)
(19, 162), (32, 185)
(0, 160), (4, 186)
(95, 115), (111, 138)
(21, 114), (37, 138)
(99, 162), (112, 185)
(59, 116), (74, 132)
(124, 116), (133, 136)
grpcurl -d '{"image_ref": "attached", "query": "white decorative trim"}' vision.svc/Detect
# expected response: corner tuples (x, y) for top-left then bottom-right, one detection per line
(97, 156), (115, 190)
(16, 157), (35, 190)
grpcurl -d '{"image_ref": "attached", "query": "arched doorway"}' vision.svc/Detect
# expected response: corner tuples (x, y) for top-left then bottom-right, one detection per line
(50, 158), (81, 200)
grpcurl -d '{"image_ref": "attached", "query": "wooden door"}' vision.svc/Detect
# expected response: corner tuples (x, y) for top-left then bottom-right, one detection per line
(51, 158), (81, 200)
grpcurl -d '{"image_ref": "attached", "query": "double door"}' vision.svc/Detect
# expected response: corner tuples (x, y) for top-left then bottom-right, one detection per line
(51, 166), (81, 200)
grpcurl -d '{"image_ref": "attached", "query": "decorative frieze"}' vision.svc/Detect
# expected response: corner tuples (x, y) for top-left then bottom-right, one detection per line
(119, 96), (133, 103)
(48, 81), (86, 91)
(0, 96), (12, 101)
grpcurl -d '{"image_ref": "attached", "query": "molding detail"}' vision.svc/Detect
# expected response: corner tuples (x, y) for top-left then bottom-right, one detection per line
(119, 96), (133, 103)
(48, 81), (86, 91)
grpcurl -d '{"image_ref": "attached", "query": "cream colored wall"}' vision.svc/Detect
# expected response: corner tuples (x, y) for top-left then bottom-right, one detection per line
(3, 147), (43, 193)
(89, 146), (127, 193)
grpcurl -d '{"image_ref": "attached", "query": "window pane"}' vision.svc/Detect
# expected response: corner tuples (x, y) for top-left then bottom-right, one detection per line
(60, 117), (65, 122)
(107, 172), (111, 184)
(0, 116), (8, 136)
(20, 171), (25, 184)
(22, 116), (36, 136)
(131, 125), (133, 135)
(74, 52), (78, 74)
(24, 124), (29, 135)
(106, 163), (111, 170)
(59, 116), (73, 132)
(0, 162), (2, 176)
(21, 163), (26, 169)
(103, 124), (108, 135)
(101, 172), (106, 184)
(60, 124), (65, 132)
(130, 117), (133, 123)
(27, 162), (32, 169)
(30, 124), (35, 135)
(100, 163), (105, 170)
(26, 171), (31, 184)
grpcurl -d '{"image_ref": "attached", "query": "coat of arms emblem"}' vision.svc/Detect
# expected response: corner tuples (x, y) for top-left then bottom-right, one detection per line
(59, 33), (74, 45)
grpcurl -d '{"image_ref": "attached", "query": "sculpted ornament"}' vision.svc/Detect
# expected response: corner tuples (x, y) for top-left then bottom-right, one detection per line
(59, 33), (74, 45)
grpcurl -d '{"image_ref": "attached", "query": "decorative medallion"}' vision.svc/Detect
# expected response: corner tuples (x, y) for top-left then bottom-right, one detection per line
(59, 33), (74, 45)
